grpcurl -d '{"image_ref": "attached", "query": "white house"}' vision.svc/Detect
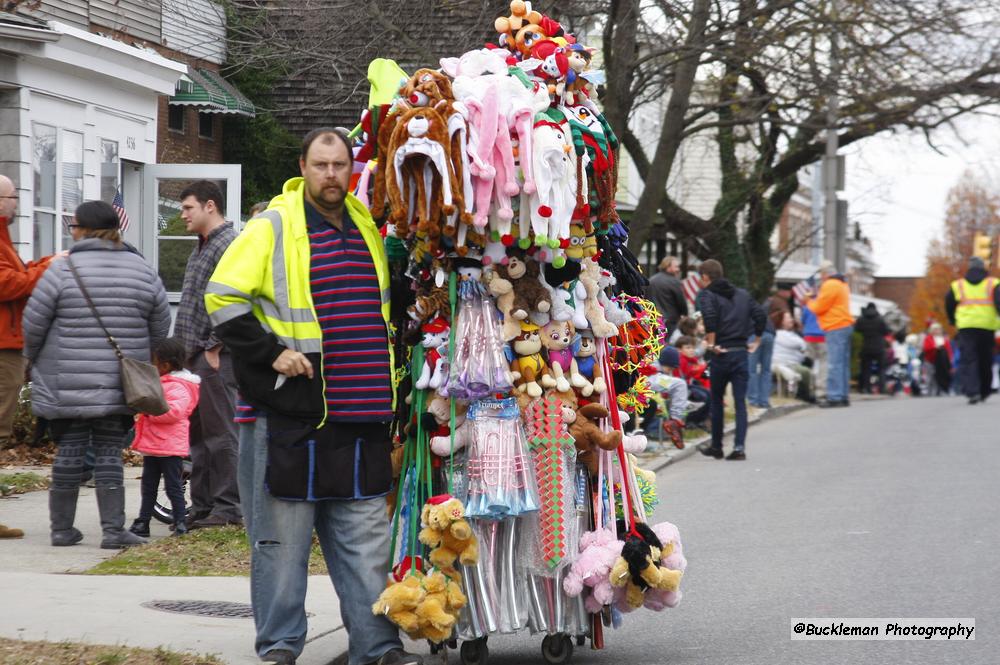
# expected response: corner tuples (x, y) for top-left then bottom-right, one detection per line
(1, 1), (248, 301)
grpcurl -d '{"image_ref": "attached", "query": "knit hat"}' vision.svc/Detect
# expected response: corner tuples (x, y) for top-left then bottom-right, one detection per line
(969, 256), (986, 270)
(659, 346), (680, 369)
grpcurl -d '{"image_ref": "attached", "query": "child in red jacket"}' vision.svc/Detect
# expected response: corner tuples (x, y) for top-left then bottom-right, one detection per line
(128, 338), (200, 538)
(677, 336), (711, 389)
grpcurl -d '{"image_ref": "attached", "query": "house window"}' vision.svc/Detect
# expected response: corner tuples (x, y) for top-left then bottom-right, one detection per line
(198, 112), (214, 139)
(32, 123), (82, 259)
(168, 105), (185, 132)
(100, 139), (120, 203)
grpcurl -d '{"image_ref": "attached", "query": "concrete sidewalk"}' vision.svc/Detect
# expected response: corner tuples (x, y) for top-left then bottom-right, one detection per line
(0, 471), (348, 665)
(0, 397), (822, 664)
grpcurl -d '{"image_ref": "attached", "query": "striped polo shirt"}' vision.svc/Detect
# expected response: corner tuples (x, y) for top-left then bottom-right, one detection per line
(233, 203), (393, 424)
(305, 202), (393, 422)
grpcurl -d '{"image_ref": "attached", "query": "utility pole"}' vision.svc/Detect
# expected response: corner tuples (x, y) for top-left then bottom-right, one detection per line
(822, 0), (846, 272)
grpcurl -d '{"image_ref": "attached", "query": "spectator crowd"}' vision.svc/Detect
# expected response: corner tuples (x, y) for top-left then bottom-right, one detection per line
(638, 253), (1000, 457)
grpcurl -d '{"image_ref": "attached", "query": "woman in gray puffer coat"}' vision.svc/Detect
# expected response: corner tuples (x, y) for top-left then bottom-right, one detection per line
(23, 200), (170, 548)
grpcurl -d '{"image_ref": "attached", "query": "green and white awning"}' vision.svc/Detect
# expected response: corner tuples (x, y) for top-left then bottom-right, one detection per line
(169, 67), (255, 117)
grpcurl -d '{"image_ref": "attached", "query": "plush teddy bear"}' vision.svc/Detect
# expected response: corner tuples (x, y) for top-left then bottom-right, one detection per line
(372, 573), (424, 635)
(428, 397), (474, 456)
(569, 401), (622, 475)
(562, 527), (624, 614)
(494, 252), (551, 320)
(510, 321), (550, 398)
(418, 495), (479, 569)
(414, 568), (461, 643)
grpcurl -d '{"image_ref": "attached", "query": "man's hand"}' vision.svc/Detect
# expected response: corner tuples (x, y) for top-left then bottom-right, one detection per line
(204, 344), (222, 370)
(748, 338), (761, 353)
(272, 349), (314, 379)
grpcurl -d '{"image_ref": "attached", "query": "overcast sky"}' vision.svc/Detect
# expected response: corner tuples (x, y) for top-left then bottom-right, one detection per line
(844, 114), (1000, 277)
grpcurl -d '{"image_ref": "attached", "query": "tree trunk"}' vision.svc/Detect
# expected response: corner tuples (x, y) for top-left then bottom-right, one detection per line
(623, 0), (712, 255)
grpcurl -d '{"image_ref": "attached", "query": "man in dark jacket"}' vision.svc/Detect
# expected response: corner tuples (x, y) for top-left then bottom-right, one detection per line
(646, 256), (688, 335)
(694, 259), (766, 460)
(171, 180), (242, 530)
(854, 303), (889, 394)
(945, 256), (1000, 404)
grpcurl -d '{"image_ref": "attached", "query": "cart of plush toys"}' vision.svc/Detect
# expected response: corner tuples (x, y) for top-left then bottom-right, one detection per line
(357, 2), (687, 663)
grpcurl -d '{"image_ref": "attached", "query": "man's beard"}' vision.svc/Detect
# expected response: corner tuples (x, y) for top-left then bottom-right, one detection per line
(311, 183), (345, 211)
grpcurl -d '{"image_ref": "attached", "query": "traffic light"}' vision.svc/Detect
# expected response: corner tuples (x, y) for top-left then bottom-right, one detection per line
(973, 232), (991, 261)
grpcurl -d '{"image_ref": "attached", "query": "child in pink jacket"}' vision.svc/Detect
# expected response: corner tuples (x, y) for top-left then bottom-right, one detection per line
(128, 338), (200, 537)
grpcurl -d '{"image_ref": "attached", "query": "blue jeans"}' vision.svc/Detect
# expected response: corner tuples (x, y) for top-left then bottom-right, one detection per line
(238, 416), (402, 664)
(709, 349), (749, 451)
(825, 325), (854, 402)
(746, 331), (775, 407)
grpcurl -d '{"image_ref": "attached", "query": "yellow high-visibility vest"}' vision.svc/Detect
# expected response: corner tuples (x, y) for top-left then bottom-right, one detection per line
(952, 277), (1000, 331)
(205, 177), (395, 425)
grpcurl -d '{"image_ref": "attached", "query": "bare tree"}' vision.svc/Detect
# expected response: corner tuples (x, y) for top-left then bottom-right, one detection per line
(223, 0), (509, 116)
(561, 0), (1000, 295)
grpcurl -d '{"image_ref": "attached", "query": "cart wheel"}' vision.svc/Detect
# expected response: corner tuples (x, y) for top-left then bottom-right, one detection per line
(541, 634), (574, 665)
(576, 635), (586, 647)
(460, 637), (488, 665)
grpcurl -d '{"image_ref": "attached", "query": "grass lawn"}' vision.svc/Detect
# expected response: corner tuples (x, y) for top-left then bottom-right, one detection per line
(86, 525), (330, 577)
(0, 637), (223, 664)
(0, 471), (49, 496)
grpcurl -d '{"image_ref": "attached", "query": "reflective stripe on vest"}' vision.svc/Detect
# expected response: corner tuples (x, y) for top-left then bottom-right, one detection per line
(953, 277), (1000, 330)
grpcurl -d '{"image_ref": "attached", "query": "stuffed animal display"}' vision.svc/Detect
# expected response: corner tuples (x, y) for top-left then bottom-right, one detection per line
(373, 495), (477, 642)
(361, 1), (681, 646)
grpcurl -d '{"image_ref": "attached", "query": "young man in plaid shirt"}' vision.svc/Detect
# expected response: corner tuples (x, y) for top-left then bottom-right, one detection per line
(170, 180), (242, 530)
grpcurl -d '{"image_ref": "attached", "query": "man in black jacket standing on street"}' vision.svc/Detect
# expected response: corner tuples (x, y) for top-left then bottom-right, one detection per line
(695, 260), (766, 460)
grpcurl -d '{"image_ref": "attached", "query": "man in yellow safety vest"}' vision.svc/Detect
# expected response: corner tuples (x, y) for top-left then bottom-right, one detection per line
(945, 256), (1000, 404)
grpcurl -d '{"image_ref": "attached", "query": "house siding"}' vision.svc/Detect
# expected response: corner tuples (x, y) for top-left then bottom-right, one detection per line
(162, 0), (226, 65)
(89, 0), (162, 43)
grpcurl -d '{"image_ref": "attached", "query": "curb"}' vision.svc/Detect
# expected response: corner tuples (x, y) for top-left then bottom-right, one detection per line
(646, 402), (813, 473)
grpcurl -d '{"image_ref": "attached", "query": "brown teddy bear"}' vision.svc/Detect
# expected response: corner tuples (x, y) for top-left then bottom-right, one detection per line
(493, 252), (551, 321)
(416, 567), (467, 643)
(372, 573), (424, 635)
(418, 494), (479, 569)
(567, 398), (623, 475)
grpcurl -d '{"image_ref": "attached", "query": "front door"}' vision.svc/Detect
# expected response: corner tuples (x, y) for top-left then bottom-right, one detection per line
(141, 163), (242, 301)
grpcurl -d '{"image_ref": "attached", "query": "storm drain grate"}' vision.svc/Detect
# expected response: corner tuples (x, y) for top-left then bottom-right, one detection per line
(143, 599), (255, 618)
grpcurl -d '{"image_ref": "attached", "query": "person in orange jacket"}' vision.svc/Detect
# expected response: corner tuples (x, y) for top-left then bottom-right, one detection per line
(807, 260), (855, 407)
(0, 175), (62, 450)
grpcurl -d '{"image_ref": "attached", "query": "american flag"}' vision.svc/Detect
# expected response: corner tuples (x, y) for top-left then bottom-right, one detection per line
(682, 272), (703, 308)
(791, 277), (816, 305)
(112, 188), (131, 233)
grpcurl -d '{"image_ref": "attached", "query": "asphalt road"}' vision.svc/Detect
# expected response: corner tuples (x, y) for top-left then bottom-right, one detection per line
(476, 395), (999, 665)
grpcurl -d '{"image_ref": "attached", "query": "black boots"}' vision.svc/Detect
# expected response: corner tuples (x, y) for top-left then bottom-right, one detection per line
(49, 487), (84, 547)
(97, 485), (147, 550)
(129, 518), (151, 538)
